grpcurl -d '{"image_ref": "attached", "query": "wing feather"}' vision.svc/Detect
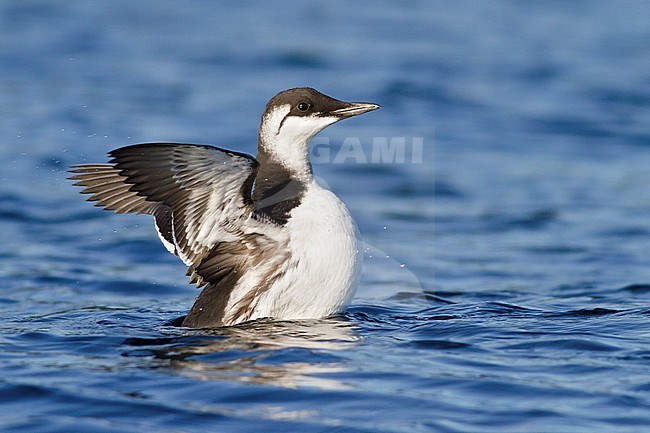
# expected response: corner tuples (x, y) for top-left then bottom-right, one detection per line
(69, 143), (263, 268)
(70, 143), (287, 327)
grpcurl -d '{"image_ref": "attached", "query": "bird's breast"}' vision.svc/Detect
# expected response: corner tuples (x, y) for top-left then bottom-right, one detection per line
(262, 182), (362, 318)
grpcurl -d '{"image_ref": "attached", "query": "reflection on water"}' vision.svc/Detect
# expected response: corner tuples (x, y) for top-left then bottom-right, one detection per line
(125, 318), (359, 390)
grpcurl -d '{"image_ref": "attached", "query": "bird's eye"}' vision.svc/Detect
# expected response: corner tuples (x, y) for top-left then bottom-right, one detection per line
(297, 102), (311, 112)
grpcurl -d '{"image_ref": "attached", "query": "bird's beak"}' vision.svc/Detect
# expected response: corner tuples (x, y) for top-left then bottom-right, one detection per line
(330, 102), (381, 119)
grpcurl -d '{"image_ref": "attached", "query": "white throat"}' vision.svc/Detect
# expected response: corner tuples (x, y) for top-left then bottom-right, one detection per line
(259, 105), (338, 180)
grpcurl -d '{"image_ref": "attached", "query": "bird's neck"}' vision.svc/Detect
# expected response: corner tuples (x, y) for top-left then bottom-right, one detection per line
(253, 133), (312, 224)
(257, 109), (315, 180)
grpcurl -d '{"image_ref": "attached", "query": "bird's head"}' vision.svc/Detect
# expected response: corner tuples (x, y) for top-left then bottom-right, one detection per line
(258, 87), (379, 178)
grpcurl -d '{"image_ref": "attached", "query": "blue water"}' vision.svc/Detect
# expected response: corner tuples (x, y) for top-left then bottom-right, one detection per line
(1, 1), (650, 432)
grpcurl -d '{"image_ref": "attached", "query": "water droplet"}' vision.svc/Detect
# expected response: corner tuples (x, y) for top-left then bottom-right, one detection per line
(400, 264), (405, 268)
(382, 226), (387, 230)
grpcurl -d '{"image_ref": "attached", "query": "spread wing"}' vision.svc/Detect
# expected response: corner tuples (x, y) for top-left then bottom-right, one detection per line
(70, 143), (293, 327)
(70, 143), (264, 263)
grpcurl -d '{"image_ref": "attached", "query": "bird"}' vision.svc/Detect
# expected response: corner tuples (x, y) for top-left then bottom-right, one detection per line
(69, 87), (380, 328)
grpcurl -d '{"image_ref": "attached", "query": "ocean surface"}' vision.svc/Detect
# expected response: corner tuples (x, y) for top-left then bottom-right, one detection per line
(1, 1), (650, 432)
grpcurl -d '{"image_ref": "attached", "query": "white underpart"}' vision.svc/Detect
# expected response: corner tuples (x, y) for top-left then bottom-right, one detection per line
(259, 105), (339, 179)
(226, 180), (362, 322)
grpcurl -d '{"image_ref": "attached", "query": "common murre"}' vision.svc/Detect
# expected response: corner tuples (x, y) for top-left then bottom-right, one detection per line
(70, 87), (380, 327)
